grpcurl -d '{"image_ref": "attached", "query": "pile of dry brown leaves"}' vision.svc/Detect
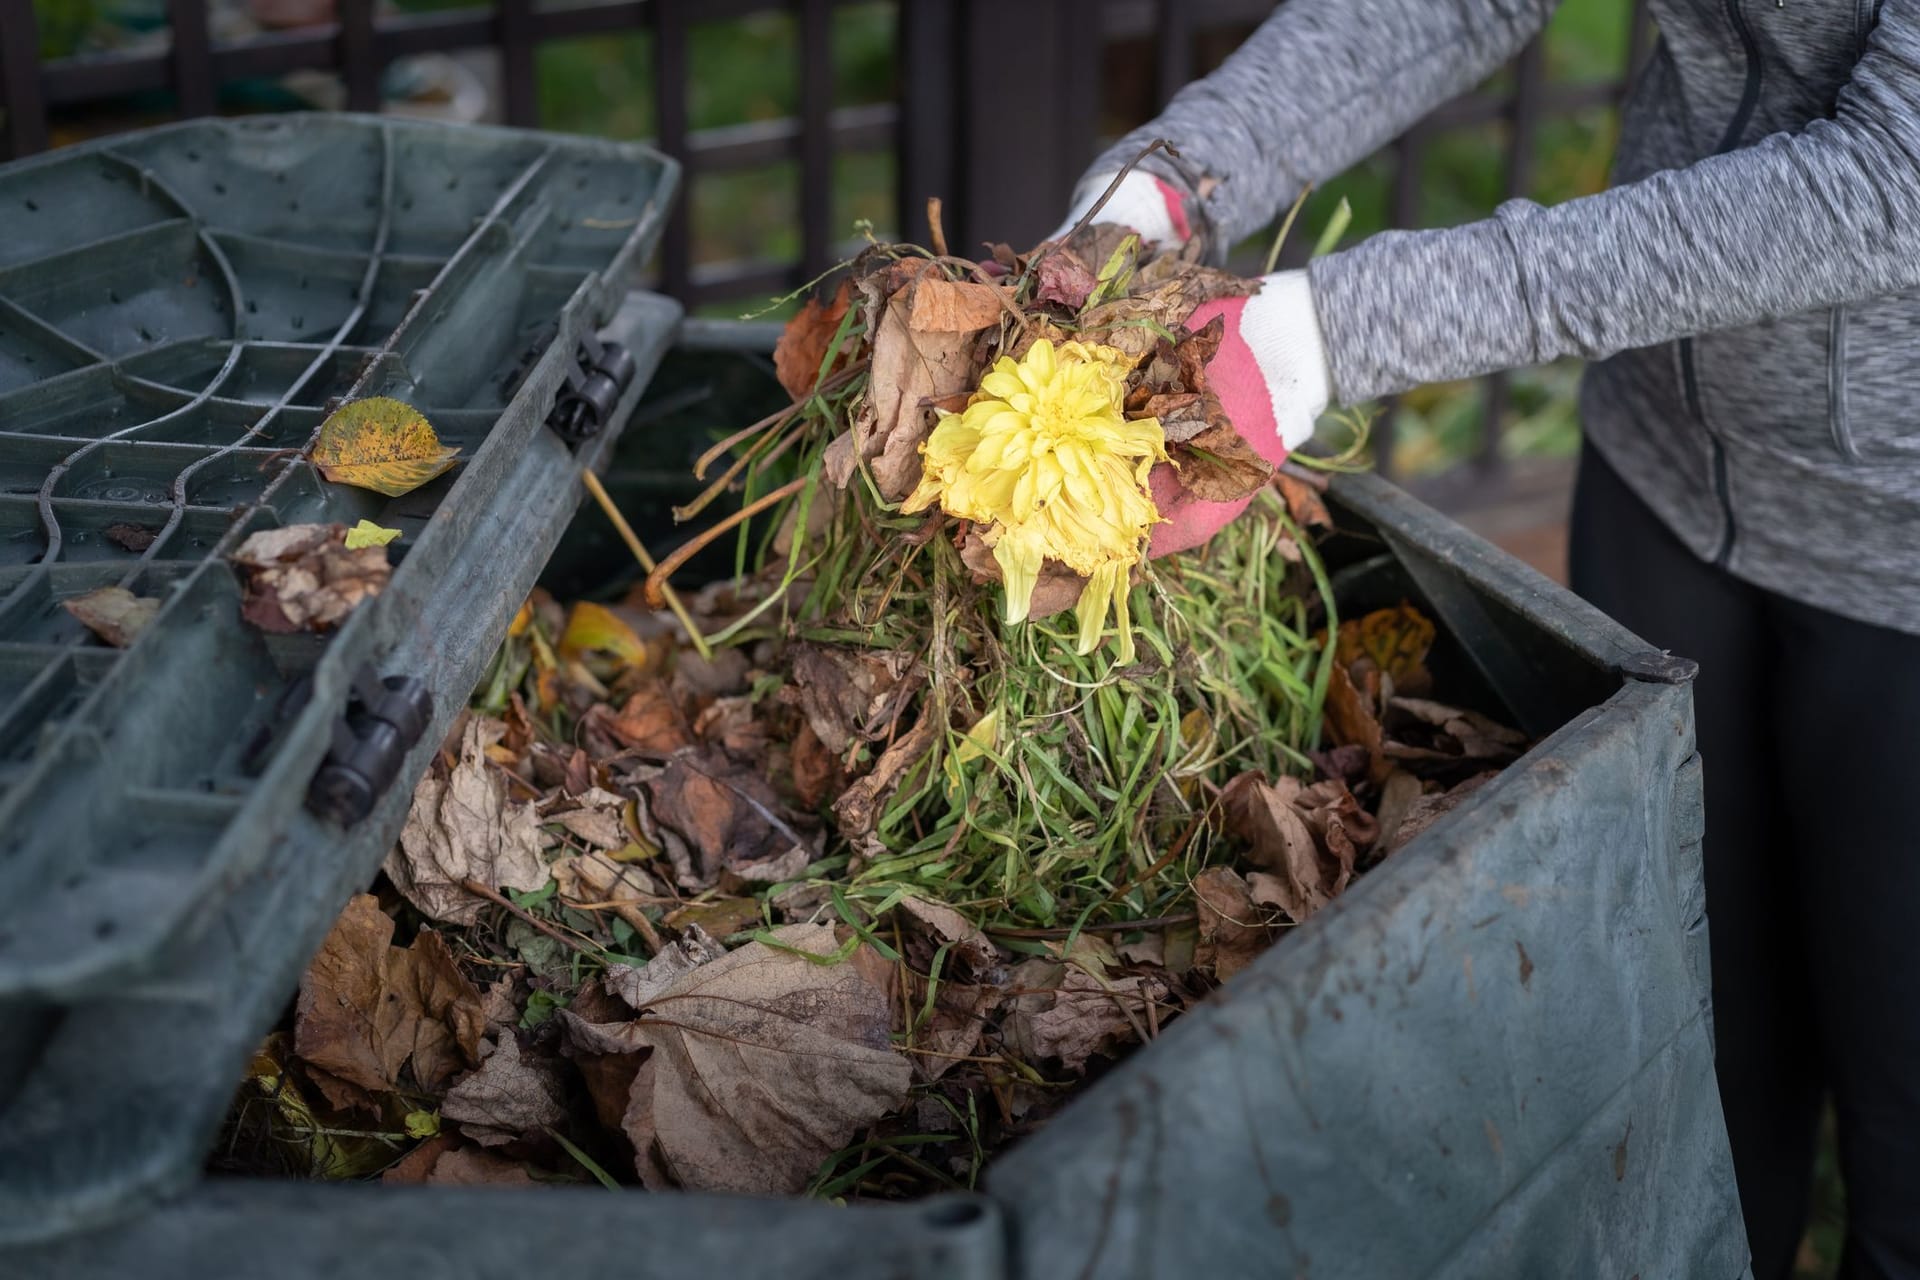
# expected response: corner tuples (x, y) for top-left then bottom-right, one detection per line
(220, 191), (1525, 1197)
(220, 587), (1521, 1198)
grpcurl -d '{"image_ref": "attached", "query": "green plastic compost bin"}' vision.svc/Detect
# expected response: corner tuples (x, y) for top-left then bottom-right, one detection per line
(0, 129), (1750, 1279)
(0, 113), (682, 1238)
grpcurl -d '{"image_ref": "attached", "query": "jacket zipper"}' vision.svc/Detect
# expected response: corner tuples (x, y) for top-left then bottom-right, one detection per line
(1829, 307), (1859, 460)
(1680, 0), (1764, 567)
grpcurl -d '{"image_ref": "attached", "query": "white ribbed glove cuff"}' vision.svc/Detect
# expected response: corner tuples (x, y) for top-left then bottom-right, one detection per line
(1241, 271), (1332, 450)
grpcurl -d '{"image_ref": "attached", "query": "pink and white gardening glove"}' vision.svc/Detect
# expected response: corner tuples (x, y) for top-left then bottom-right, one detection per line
(1053, 172), (1332, 558)
(1148, 275), (1331, 557)
(1053, 171), (1333, 558)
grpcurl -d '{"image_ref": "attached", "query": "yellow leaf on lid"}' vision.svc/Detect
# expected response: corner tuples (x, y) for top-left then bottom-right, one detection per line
(310, 397), (460, 497)
(344, 520), (402, 550)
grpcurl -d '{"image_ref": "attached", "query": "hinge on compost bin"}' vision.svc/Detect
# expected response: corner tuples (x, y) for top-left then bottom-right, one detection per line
(546, 332), (638, 443)
(305, 667), (434, 825)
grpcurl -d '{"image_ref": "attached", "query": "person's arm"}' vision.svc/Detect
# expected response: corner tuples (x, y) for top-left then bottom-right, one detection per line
(1079, 0), (1562, 249)
(1313, 2), (1920, 404)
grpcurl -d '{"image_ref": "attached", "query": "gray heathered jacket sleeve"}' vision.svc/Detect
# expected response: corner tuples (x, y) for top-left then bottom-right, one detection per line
(1086, 1), (1561, 248)
(1309, 1), (1920, 404)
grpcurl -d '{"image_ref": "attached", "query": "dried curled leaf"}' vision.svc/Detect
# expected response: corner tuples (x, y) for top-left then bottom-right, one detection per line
(1002, 945), (1166, 1073)
(310, 397), (460, 497)
(909, 278), (1008, 332)
(1337, 604), (1436, 696)
(1323, 660), (1389, 785)
(293, 895), (485, 1112)
(441, 1034), (567, 1147)
(832, 709), (939, 838)
(1169, 420), (1276, 504)
(602, 924), (727, 1011)
(898, 896), (999, 977)
(232, 522), (390, 634)
(1192, 866), (1279, 981)
(1034, 248), (1099, 310)
(62, 586), (159, 648)
(785, 642), (920, 755)
(852, 283), (985, 501)
(559, 922), (911, 1194)
(642, 747), (814, 891)
(1221, 773), (1375, 923)
(774, 280), (853, 401)
(385, 718), (549, 926)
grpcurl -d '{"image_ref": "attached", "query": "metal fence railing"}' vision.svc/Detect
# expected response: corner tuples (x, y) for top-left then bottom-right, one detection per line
(0, 0), (1651, 484)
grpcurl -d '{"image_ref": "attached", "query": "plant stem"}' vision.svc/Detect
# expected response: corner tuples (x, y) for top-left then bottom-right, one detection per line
(643, 476), (808, 608)
(580, 469), (712, 661)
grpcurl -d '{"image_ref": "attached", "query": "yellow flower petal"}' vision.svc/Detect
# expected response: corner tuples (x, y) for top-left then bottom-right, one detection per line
(992, 525), (1046, 625)
(905, 338), (1166, 657)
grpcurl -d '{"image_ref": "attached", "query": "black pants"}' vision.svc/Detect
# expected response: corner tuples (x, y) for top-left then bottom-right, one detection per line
(1570, 441), (1920, 1280)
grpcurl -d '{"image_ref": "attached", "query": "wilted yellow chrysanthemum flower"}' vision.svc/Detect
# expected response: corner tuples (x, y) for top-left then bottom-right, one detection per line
(903, 338), (1167, 661)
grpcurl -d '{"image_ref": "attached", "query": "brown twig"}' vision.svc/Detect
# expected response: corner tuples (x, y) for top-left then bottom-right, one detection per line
(926, 196), (948, 258)
(1018, 138), (1178, 292)
(695, 404), (801, 480)
(1107, 812), (1206, 905)
(462, 878), (598, 957)
(581, 469), (712, 661)
(673, 417), (808, 523)
(561, 890), (665, 958)
(643, 475), (807, 608)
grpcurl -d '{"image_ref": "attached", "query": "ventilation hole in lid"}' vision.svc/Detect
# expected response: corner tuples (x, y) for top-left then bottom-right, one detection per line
(95, 919), (117, 939)
(23, 198), (37, 211)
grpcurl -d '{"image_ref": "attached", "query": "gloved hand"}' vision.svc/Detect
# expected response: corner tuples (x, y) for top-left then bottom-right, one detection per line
(1049, 169), (1197, 250)
(1148, 273), (1331, 557)
(1051, 171), (1332, 559)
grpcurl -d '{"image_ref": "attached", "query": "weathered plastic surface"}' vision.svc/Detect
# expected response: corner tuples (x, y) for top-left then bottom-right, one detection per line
(990, 476), (1749, 1279)
(0, 325), (1750, 1276)
(0, 115), (681, 1239)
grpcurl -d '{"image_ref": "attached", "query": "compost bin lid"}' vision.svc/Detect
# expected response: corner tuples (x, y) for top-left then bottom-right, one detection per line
(0, 114), (678, 1000)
